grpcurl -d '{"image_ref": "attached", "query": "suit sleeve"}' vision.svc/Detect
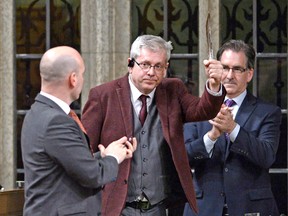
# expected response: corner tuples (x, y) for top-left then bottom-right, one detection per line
(174, 79), (226, 122)
(43, 113), (119, 188)
(184, 122), (211, 166)
(231, 105), (282, 169)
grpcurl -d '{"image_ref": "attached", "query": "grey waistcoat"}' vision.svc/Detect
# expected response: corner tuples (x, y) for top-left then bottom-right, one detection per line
(126, 99), (174, 205)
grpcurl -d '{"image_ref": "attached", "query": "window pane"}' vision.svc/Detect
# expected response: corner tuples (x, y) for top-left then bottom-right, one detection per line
(131, 0), (198, 54)
(220, 0), (253, 43)
(166, 0), (199, 54)
(16, 59), (41, 110)
(16, 0), (46, 54)
(131, 0), (163, 40)
(51, 0), (80, 49)
(16, 0), (80, 53)
(221, 0), (287, 53)
(256, 0), (287, 53)
(257, 58), (287, 109)
(169, 59), (199, 96)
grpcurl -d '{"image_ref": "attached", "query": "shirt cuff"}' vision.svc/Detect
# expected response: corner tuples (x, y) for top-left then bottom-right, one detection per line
(205, 80), (223, 96)
(106, 154), (120, 164)
(204, 133), (217, 157)
(228, 123), (240, 142)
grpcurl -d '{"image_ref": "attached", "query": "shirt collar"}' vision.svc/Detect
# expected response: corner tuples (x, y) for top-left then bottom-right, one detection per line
(40, 91), (71, 114)
(225, 90), (247, 107)
(128, 74), (155, 103)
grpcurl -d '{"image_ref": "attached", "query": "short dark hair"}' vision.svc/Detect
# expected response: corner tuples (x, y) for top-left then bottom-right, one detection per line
(216, 40), (256, 69)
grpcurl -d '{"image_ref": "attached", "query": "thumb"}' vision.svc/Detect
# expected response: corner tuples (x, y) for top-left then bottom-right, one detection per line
(203, 59), (209, 66)
(98, 144), (105, 157)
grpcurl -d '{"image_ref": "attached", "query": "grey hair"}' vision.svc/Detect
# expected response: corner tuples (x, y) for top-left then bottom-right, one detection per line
(130, 35), (173, 62)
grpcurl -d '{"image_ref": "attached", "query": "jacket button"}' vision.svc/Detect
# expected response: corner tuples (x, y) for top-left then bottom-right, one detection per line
(224, 168), (229, 172)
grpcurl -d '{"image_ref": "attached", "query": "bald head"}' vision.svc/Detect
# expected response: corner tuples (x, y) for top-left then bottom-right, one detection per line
(39, 46), (85, 104)
(40, 46), (83, 84)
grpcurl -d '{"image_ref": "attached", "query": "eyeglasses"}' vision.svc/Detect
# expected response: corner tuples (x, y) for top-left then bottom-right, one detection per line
(222, 65), (248, 74)
(134, 60), (166, 73)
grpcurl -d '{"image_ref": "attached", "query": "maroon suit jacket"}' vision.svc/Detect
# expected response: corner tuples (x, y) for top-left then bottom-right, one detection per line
(82, 74), (225, 216)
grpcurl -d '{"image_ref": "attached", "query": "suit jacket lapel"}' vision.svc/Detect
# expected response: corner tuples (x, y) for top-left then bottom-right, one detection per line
(155, 83), (170, 142)
(235, 93), (257, 127)
(116, 75), (135, 138)
(225, 93), (257, 159)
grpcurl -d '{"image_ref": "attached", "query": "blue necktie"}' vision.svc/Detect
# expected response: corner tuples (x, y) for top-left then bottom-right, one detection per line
(225, 99), (235, 108)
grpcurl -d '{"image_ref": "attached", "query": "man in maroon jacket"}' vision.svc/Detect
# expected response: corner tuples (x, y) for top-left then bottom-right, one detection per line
(82, 34), (226, 216)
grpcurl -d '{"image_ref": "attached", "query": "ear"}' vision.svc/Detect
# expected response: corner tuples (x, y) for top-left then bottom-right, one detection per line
(247, 68), (254, 83)
(163, 62), (169, 77)
(68, 72), (77, 88)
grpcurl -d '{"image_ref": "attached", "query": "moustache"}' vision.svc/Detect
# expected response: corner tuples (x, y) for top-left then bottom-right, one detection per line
(223, 81), (236, 85)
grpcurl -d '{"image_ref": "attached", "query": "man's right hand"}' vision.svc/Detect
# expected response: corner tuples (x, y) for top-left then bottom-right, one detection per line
(98, 136), (137, 164)
(203, 59), (224, 92)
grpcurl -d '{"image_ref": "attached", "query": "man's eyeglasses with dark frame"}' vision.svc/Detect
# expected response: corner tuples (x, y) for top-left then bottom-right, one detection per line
(222, 65), (248, 74)
(134, 59), (166, 73)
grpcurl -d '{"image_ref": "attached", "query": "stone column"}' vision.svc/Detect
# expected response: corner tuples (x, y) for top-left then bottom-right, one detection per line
(198, 0), (220, 95)
(80, 0), (131, 107)
(0, 0), (16, 190)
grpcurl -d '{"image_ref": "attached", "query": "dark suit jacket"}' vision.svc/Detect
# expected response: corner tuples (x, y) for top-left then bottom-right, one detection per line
(21, 94), (119, 216)
(82, 74), (226, 216)
(183, 92), (281, 216)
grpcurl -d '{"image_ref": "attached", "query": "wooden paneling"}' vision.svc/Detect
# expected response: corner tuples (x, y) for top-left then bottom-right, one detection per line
(0, 189), (24, 216)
